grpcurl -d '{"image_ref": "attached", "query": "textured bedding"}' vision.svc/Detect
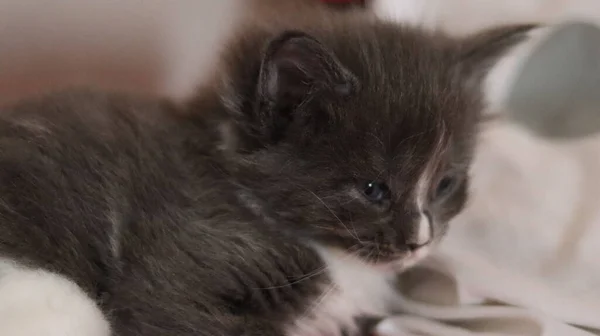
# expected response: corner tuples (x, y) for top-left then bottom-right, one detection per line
(373, 118), (600, 335)
(371, 1), (600, 335)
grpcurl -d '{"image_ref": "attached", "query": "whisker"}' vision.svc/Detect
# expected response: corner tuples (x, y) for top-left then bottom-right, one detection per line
(255, 244), (363, 290)
(373, 166), (386, 182)
(366, 132), (385, 150)
(375, 242), (381, 265)
(292, 246), (369, 326)
(363, 248), (375, 265)
(391, 131), (427, 161)
(300, 186), (365, 245)
(297, 282), (336, 326)
(347, 216), (361, 244)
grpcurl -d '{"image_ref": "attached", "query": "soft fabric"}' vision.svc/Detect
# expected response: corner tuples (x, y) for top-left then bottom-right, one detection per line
(371, 0), (600, 335)
(382, 122), (600, 335)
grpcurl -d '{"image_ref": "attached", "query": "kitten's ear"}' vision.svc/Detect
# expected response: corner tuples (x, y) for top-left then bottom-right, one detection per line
(255, 31), (358, 137)
(457, 24), (538, 86)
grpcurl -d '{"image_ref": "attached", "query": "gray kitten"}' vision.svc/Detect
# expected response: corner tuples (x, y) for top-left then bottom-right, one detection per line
(0, 7), (533, 336)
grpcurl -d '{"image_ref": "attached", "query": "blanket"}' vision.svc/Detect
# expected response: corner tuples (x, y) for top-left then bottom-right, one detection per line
(383, 122), (600, 335)
(371, 1), (600, 334)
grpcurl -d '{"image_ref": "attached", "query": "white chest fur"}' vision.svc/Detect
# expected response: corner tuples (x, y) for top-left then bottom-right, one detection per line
(284, 247), (400, 336)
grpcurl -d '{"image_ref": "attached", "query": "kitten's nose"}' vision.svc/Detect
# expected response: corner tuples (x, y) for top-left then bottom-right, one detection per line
(407, 211), (432, 250)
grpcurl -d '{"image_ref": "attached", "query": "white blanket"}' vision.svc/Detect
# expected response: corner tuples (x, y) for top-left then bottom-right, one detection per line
(382, 123), (600, 335)
(371, 1), (600, 334)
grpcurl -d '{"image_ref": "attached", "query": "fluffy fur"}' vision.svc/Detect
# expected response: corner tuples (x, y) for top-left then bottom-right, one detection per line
(0, 259), (110, 336)
(0, 6), (532, 336)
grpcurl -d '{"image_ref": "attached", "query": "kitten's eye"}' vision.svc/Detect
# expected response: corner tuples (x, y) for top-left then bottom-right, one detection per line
(434, 175), (459, 201)
(362, 181), (390, 203)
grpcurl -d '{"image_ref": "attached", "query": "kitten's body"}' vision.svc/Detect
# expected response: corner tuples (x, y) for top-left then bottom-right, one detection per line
(0, 90), (326, 335)
(0, 90), (391, 336)
(0, 7), (532, 336)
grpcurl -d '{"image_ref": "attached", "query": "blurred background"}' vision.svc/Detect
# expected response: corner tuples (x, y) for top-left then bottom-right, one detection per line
(1, 0), (599, 136)
(0, 0), (240, 104)
(1, 0), (600, 335)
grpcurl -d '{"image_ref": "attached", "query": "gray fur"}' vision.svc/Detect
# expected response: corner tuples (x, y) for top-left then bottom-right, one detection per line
(0, 8), (533, 336)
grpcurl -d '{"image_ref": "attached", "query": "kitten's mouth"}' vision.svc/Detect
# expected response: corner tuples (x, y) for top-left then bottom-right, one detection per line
(369, 245), (432, 272)
(336, 242), (434, 273)
(359, 211), (434, 270)
(315, 243), (433, 275)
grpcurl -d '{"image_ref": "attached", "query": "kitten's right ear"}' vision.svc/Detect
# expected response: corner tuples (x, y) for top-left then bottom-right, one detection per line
(253, 31), (359, 143)
(456, 24), (539, 89)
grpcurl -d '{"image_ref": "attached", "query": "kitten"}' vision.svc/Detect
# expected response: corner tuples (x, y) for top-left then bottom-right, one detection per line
(0, 6), (533, 336)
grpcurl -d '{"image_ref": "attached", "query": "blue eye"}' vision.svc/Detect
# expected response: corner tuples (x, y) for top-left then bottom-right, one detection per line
(362, 181), (390, 202)
(434, 175), (459, 201)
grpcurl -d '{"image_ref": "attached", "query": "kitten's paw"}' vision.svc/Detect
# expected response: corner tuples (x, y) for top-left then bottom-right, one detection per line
(0, 259), (111, 336)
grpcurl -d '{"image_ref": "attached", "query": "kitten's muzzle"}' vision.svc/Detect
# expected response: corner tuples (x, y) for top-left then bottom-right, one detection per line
(406, 211), (433, 251)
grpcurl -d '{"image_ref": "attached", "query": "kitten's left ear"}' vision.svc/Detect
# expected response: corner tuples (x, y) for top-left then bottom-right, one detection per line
(254, 31), (359, 142)
(258, 30), (358, 107)
(456, 24), (539, 87)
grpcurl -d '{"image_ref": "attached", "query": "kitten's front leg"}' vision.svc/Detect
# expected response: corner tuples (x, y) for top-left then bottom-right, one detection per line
(0, 259), (111, 336)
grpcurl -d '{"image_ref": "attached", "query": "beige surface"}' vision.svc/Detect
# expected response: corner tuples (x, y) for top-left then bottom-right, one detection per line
(0, 0), (240, 105)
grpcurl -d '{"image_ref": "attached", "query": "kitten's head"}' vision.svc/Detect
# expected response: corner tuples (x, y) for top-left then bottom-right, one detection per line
(213, 19), (534, 271)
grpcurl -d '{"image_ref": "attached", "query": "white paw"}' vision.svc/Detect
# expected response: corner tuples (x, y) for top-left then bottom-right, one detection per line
(0, 259), (111, 336)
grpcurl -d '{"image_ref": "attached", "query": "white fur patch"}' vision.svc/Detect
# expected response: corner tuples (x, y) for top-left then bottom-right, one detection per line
(285, 246), (401, 336)
(0, 259), (111, 336)
(416, 214), (432, 245)
(414, 159), (435, 246)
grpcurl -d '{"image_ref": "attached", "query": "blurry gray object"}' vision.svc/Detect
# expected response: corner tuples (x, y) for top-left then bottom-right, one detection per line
(507, 21), (600, 139)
